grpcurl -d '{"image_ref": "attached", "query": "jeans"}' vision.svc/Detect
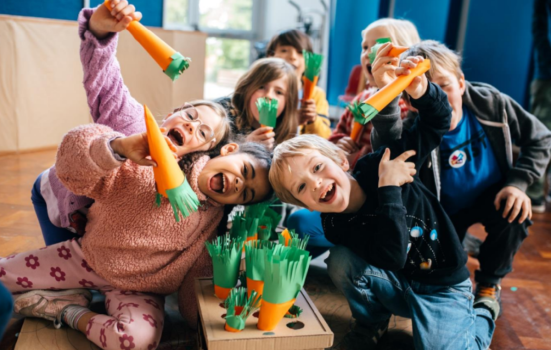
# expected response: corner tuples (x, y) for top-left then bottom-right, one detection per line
(0, 282), (13, 339)
(31, 173), (79, 246)
(287, 209), (334, 258)
(326, 245), (495, 350)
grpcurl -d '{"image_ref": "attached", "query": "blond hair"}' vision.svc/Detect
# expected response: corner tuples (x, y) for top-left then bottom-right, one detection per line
(269, 135), (344, 207)
(404, 40), (463, 80)
(362, 18), (421, 47)
(173, 100), (232, 154)
(232, 58), (299, 145)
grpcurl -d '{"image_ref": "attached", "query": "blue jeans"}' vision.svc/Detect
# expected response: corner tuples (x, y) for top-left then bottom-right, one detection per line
(287, 209), (333, 258)
(31, 173), (78, 246)
(326, 246), (495, 350)
(0, 281), (13, 338)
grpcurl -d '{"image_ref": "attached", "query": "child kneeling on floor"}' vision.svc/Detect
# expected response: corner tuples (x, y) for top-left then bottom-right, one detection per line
(268, 56), (496, 349)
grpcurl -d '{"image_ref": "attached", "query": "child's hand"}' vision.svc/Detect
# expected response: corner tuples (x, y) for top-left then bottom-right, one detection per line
(110, 131), (178, 167)
(395, 56), (428, 100)
(89, 0), (142, 39)
(336, 136), (359, 154)
(299, 99), (318, 125)
(246, 127), (275, 150)
(494, 186), (532, 223)
(378, 148), (417, 188)
(370, 43), (400, 89)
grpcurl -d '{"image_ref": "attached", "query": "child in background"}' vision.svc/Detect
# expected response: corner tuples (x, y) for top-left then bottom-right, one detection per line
(269, 57), (496, 349)
(287, 18), (420, 258)
(2, 122), (273, 350)
(266, 29), (332, 138)
(33, 1), (232, 246)
(370, 40), (551, 315)
(216, 57), (299, 150)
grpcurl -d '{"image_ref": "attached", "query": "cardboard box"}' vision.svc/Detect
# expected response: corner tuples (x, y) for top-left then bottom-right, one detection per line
(14, 318), (100, 350)
(195, 278), (334, 350)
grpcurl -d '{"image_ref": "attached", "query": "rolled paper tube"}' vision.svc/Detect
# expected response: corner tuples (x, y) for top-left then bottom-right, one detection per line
(214, 285), (232, 300)
(246, 277), (264, 302)
(224, 323), (241, 332)
(103, 0), (190, 80)
(350, 122), (363, 143)
(389, 46), (408, 57)
(302, 75), (319, 101)
(257, 298), (296, 331)
(367, 37), (408, 64)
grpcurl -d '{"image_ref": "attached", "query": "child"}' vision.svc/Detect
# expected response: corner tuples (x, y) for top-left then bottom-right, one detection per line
(287, 18), (420, 258)
(216, 57), (299, 150)
(1, 123), (273, 350)
(269, 58), (496, 349)
(266, 29), (332, 138)
(370, 40), (551, 314)
(33, 2), (232, 246)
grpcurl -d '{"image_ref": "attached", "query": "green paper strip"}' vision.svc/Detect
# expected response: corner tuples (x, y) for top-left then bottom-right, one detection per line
(284, 305), (303, 318)
(205, 234), (243, 289)
(164, 52), (191, 81)
(225, 287), (260, 331)
(357, 103), (380, 125)
(368, 37), (392, 64)
(244, 240), (280, 281)
(264, 207), (282, 240)
(165, 178), (200, 222)
(246, 218), (259, 238)
(258, 219), (272, 241)
(230, 214), (248, 242)
(244, 202), (270, 220)
(303, 50), (324, 81)
(262, 246), (312, 304)
(279, 230), (310, 250)
(256, 97), (278, 128)
(347, 101), (365, 125)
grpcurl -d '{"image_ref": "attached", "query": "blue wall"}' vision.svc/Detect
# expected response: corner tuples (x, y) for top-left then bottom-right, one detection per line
(0, 0), (162, 27)
(393, 0), (451, 43)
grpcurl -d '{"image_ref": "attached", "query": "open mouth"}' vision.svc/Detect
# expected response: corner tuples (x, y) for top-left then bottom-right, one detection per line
(209, 172), (228, 194)
(319, 183), (336, 203)
(366, 64), (372, 75)
(167, 128), (184, 146)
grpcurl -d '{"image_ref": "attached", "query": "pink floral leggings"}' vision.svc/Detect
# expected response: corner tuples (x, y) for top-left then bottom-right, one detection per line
(0, 239), (164, 350)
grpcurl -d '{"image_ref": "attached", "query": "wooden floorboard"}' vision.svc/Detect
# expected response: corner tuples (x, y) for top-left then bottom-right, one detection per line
(1, 150), (551, 349)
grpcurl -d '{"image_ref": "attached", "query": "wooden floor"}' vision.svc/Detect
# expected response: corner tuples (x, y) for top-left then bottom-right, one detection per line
(1, 149), (551, 349)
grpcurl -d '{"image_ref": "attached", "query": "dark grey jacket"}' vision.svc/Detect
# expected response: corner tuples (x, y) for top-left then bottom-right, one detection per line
(371, 81), (551, 199)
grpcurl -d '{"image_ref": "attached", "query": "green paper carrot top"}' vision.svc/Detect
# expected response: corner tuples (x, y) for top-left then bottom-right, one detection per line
(256, 97), (278, 129)
(367, 37), (408, 64)
(224, 287), (261, 332)
(229, 213), (248, 242)
(278, 229), (310, 249)
(144, 105), (200, 221)
(257, 218), (272, 241)
(205, 234), (243, 300)
(257, 246), (312, 331)
(303, 50), (324, 100)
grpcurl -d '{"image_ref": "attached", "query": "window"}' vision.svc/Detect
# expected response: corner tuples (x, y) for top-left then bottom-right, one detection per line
(164, 0), (262, 99)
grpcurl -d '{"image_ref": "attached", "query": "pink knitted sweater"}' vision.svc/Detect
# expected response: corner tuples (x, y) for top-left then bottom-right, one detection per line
(56, 123), (223, 324)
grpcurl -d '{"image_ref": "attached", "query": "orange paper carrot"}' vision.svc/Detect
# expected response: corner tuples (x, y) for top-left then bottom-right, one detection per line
(104, 0), (190, 81)
(367, 37), (408, 64)
(144, 105), (200, 221)
(349, 59), (431, 140)
(302, 51), (323, 100)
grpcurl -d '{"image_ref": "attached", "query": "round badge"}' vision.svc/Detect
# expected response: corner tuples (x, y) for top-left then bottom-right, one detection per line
(449, 150), (467, 168)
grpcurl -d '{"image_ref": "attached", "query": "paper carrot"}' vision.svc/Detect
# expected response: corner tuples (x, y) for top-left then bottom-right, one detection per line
(367, 37), (408, 64)
(205, 235), (243, 300)
(229, 213), (248, 242)
(144, 105), (200, 221)
(284, 305), (303, 319)
(302, 50), (323, 100)
(244, 241), (283, 304)
(278, 229), (309, 249)
(224, 287), (260, 332)
(256, 97), (278, 129)
(103, 0), (191, 81)
(263, 207), (282, 240)
(257, 219), (272, 241)
(257, 246), (311, 331)
(349, 59), (431, 139)
(245, 217), (259, 243)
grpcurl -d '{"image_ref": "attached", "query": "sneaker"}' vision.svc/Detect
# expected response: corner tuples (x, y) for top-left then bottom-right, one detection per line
(331, 318), (390, 350)
(531, 198), (546, 214)
(474, 283), (502, 321)
(462, 233), (483, 258)
(14, 289), (92, 328)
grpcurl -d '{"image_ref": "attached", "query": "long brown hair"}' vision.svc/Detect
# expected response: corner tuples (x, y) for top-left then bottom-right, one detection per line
(232, 58), (299, 145)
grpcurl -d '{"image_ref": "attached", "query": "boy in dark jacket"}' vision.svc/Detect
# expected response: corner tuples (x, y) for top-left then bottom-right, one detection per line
(269, 56), (495, 350)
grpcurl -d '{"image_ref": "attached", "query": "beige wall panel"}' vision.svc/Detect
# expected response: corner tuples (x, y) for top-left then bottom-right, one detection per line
(0, 20), (21, 152)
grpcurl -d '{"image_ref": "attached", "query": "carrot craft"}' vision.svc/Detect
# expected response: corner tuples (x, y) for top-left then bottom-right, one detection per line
(278, 229), (309, 249)
(205, 235), (243, 300)
(104, 0), (191, 81)
(256, 97), (278, 129)
(302, 50), (323, 100)
(224, 287), (260, 332)
(144, 105), (200, 221)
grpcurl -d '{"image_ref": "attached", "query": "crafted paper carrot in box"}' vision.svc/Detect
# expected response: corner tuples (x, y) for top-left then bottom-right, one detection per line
(244, 241), (284, 304)
(224, 287), (260, 332)
(256, 97), (278, 129)
(144, 105), (200, 221)
(278, 229), (309, 249)
(205, 235), (243, 300)
(349, 59), (431, 139)
(104, 0), (191, 81)
(302, 50), (323, 100)
(257, 246), (311, 331)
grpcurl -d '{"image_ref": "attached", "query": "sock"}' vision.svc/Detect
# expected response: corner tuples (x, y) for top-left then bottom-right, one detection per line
(61, 305), (91, 330)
